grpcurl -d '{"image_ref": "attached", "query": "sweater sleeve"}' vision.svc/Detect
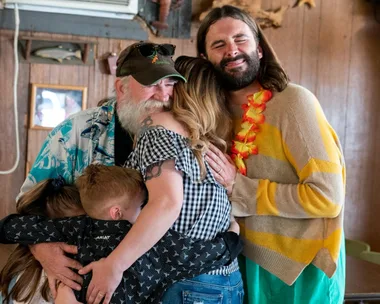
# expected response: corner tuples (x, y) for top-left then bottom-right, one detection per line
(230, 87), (345, 219)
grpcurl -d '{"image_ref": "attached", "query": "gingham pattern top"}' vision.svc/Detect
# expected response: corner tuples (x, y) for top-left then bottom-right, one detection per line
(127, 127), (239, 275)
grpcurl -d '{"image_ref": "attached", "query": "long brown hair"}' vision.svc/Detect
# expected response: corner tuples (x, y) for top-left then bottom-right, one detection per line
(173, 56), (232, 177)
(197, 5), (289, 92)
(0, 177), (82, 303)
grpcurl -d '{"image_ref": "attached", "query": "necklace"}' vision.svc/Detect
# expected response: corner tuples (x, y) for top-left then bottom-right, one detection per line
(230, 88), (272, 176)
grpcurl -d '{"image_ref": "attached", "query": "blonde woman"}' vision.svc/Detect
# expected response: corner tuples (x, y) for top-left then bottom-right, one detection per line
(80, 56), (244, 304)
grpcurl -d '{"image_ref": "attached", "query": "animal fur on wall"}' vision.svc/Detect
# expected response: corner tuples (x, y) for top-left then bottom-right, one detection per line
(143, 0), (315, 37)
(199, 0), (315, 28)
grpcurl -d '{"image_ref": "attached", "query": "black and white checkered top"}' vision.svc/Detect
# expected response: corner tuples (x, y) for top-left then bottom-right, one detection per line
(127, 127), (239, 275)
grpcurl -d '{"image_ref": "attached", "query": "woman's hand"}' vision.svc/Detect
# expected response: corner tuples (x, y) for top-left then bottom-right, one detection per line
(206, 144), (237, 195)
(79, 257), (123, 304)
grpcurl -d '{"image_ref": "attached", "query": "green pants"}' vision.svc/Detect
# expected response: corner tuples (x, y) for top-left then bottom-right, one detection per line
(239, 236), (346, 304)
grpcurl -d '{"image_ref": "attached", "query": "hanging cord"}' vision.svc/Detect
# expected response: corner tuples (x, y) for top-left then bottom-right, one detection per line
(0, 4), (20, 175)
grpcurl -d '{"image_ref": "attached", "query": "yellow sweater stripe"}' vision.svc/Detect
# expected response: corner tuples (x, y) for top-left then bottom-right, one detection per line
(240, 221), (342, 264)
(297, 184), (342, 217)
(255, 123), (288, 161)
(257, 180), (279, 215)
(324, 228), (343, 260)
(315, 104), (341, 164)
(299, 158), (343, 181)
(255, 158), (343, 217)
(297, 158), (343, 216)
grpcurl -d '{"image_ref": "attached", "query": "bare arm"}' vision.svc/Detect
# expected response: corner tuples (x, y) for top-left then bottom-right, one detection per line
(79, 160), (183, 304)
(80, 112), (188, 304)
(110, 160), (183, 267)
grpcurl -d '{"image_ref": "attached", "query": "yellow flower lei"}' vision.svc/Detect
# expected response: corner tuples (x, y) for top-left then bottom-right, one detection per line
(230, 88), (273, 175)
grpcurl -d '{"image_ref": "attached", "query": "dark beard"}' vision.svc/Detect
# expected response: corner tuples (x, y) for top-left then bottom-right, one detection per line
(214, 52), (260, 91)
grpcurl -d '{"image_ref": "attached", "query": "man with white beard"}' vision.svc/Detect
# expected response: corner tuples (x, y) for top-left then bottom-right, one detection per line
(15, 42), (186, 297)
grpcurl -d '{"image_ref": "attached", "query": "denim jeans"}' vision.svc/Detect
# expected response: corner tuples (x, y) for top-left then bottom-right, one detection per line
(161, 270), (244, 304)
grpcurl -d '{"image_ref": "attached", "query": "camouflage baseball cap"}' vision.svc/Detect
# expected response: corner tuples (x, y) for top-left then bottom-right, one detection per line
(116, 42), (187, 85)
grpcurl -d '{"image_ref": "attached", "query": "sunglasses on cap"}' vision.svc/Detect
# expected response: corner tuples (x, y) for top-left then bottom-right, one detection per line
(118, 43), (176, 67)
(136, 43), (176, 57)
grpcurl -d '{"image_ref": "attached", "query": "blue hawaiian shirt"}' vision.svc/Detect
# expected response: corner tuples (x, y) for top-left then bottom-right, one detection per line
(18, 98), (117, 199)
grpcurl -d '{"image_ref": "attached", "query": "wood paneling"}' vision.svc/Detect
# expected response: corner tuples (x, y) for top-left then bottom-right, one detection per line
(264, 0), (305, 84)
(1, 0), (380, 268)
(344, 1), (380, 251)
(0, 30), (29, 217)
(314, 0), (353, 145)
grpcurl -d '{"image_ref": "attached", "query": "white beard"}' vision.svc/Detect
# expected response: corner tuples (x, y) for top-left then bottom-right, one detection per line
(117, 98), (171, 134)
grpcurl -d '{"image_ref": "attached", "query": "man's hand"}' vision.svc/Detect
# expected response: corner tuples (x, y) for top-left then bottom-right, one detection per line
(79, 258), (123, 304)
(30, 243), (83, 298)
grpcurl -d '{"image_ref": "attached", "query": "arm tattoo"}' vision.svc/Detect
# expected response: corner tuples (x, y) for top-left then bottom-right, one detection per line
(138, 115), (166, 138)
(146, 161), (164, 180)
(139, 116), (154, 136)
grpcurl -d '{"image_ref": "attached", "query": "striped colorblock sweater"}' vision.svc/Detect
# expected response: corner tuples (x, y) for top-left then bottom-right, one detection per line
(229, 83), (345, 285)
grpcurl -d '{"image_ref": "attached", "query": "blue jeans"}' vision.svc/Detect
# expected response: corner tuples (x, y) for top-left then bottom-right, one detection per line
(161, 270), (244, 304)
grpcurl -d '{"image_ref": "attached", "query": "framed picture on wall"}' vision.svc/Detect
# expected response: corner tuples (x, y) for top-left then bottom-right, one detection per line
(29, 83), (87, 130)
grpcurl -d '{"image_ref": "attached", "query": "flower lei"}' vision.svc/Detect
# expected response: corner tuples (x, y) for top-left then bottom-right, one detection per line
(230, 88), (272, 176)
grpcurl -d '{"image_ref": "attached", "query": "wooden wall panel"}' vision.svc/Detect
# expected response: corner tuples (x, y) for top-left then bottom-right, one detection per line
(89, 37), (123, 106)
(0, 30), (29, 270)
(264, 0), (304, 84)
(298, 0), (322, 94)
(344, 1), (380, 251)
(0, 30), (29, 216)
(314, 0), (353, 145)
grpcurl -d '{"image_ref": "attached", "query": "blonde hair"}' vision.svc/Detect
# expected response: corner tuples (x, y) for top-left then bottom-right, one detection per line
(0, 178), (82, 303)
(173, 56), (232, 177)
(75, 164), (147, 218)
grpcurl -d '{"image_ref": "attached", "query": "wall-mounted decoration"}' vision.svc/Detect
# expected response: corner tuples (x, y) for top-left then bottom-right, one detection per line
(107, 53), (118, 76)
(199, 0), (316, 29)
(150, 0), (183, 31)
(29, 84), (87, 130)
(296, 0), (316, 7)
(135, 0), (192, 38)
(19, 36), (97, 65)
